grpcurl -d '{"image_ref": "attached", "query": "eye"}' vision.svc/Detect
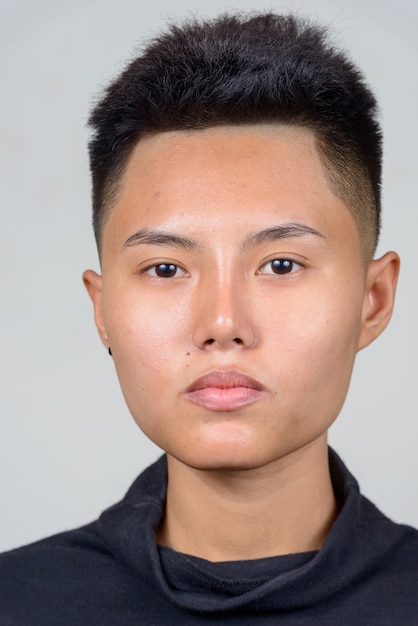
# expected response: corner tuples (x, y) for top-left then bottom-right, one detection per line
(145, 263), (183, 278)
(259, 258), (302, 275)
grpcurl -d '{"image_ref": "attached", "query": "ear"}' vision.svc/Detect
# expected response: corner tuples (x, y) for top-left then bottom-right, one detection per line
(82, 269), (109, 349)
(357, 251), (400, 351)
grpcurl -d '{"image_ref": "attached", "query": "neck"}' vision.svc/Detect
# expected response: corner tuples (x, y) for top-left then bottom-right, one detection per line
(157, 437), (338, 562)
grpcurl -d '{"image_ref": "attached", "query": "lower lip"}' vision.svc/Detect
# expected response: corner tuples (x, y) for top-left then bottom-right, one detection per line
(184, 386), (264, 411)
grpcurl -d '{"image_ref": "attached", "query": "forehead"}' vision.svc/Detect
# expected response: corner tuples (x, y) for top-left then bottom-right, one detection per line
(119, 124), (323, 199)
(102, 124), (360, 255)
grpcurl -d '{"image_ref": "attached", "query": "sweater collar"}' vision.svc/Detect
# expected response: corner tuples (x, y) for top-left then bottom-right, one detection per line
(98, 449), (395, 613)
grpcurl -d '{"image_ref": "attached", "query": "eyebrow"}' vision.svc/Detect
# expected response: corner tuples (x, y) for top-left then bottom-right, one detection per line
(123, 228), (197, 250)
(242, 223), (325, 250)
(122, 222), (325, 252)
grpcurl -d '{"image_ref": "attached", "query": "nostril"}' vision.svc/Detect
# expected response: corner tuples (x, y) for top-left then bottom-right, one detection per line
(203, 337), (244, 347)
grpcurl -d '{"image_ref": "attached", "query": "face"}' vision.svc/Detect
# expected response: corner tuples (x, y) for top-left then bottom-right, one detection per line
(84, 125), (398, 471)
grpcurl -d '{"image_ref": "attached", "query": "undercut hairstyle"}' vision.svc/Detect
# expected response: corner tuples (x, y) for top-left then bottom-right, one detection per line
(88, 12), (382, 259)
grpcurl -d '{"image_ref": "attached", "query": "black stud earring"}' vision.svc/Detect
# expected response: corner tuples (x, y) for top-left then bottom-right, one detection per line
(108, 347), (112, 356)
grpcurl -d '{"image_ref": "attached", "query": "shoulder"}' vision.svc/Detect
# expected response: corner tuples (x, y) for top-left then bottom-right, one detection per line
(346, 496), (418, 620)
(0, 458), (168, 624)
(0, 521), (147, 625)
(0, 522), (110, 597)
(360, 494), (418, 564)
(371, 514), (418, 583)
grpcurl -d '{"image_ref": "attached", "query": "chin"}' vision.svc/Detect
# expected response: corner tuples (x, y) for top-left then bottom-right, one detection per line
(169, 442), (285, 473)
(191, 458), (265, 472)
(166, 428), (330, 474)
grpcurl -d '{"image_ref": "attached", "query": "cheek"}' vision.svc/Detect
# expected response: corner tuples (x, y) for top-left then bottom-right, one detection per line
(105, 292), (190, 405)
(266, 290), (362, 405)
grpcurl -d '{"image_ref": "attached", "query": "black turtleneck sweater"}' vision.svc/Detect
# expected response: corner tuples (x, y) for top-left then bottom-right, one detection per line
(1, 449), (417, 624)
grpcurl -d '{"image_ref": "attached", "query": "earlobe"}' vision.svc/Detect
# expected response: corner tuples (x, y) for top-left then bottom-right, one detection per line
(82, 269), (109, 348)
(357, 251), (400, 351)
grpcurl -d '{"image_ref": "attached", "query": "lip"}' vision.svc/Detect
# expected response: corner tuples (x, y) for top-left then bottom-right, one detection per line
(183, 369), (266, 411)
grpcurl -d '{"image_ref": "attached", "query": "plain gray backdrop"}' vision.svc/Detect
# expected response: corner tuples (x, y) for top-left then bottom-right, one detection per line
(1, 0), (417, 552)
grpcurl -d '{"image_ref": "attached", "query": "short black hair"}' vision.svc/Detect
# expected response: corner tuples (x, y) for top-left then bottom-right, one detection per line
(88, 12), (382, 259)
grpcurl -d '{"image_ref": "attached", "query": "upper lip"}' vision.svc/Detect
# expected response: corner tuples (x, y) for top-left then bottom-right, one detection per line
(185, 369), (265, 393)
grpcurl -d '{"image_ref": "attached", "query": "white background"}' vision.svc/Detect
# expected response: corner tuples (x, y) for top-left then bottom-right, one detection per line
(1, 0), (417, 552)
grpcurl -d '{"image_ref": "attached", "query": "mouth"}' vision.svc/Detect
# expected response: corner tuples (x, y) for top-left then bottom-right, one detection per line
(183, 369), (266, 411)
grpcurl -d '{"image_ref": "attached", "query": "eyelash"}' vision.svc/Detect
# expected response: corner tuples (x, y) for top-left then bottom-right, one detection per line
(258, 258), (303, 275)
(142, 258), (302, 279)
(142, 263), (186, 278)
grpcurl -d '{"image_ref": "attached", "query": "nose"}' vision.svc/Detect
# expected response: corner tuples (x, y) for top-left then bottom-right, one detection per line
(192, 276), (256, 350)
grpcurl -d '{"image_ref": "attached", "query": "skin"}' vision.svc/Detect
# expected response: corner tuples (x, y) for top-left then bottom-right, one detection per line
(84, 125), (399, 561)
